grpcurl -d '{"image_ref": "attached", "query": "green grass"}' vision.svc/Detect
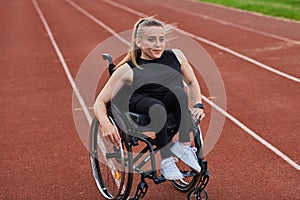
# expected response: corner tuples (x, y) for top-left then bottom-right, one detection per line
(198, 0), (300, 21)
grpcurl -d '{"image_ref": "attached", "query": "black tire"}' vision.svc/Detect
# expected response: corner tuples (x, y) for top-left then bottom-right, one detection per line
(89, 117), (133, 200)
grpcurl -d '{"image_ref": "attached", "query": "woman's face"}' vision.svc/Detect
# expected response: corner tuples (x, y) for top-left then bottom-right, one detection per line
(136, 26), (166, 60)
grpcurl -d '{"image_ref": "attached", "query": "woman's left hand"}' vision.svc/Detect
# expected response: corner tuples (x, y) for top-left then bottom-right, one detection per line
(191, 107), (205, 123)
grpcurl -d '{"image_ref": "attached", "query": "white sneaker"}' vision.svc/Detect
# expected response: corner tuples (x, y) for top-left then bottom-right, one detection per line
(160, 157), (184, 180)
(171, 141), (201, 172)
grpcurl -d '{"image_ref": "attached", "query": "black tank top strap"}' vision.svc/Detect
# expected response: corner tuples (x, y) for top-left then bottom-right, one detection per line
(127, 60), (135, 69)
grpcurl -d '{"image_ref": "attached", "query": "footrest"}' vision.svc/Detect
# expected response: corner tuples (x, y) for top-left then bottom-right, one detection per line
(129, 180), (148, 200)
(182, 171), (199, 178)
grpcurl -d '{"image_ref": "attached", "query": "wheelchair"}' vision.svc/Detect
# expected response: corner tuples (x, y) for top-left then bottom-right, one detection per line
(89, 54), (210, 200)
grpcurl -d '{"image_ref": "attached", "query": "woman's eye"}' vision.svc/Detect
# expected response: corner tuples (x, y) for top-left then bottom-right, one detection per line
(147, 37), (165, 43)
(147, 38), (155, 42)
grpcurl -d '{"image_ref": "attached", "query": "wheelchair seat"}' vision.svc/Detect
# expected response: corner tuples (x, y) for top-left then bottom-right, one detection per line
(109, 103), (179, 136)
(129, 111), (179, 130)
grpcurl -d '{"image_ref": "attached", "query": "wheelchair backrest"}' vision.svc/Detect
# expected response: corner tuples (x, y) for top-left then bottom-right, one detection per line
(102, 53), (115, 76)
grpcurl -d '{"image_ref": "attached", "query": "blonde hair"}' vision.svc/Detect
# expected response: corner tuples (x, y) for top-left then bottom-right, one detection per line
(115, 16), (173, 70)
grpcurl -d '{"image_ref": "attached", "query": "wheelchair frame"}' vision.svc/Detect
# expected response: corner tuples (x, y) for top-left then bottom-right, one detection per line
(89, 54), (210, 200)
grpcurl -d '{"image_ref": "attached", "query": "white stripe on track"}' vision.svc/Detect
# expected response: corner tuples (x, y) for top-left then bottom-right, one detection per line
(101, 0), (300, 84)
(32, 0), (120, 184)
(202, 96), (300, 171)
(32, 0), (93, 125)
(198, 0), (300, 24)
(65, 0), (300, 171)
(65, 0), (130, 46)
(160, 4), (300, 45)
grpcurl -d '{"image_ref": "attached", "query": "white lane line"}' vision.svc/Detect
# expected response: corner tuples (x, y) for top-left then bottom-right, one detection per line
(66, 0), (130, 46)
(101, 0), (300, 84)
(202, 96), (300, 171)
(32, 0), (119, 183)
(32, 0), (93, 125)
(197, 0), (300, 24)
(74, 107), (94, 111)
(65, 0), (300, 171)
(176, 29), (300, 84)
(160, 4), (300, 45)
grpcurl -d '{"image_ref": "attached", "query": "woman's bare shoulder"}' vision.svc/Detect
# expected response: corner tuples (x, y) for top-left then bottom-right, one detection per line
(171, 48), (187, 64)
(112, 63), (133, 82)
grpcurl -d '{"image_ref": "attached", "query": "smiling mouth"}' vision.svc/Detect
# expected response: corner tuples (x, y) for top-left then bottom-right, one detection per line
(152, 49), (162, 53)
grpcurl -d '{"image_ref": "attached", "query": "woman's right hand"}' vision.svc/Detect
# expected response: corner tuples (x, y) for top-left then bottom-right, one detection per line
(100, 119), (121, 147)
(94, 63), (133, 147)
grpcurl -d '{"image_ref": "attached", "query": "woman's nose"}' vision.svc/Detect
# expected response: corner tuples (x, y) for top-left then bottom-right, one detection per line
(154, 39), (162, 47)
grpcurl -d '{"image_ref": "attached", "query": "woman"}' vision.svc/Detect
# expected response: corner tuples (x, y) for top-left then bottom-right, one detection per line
(94, 17), (205, 180)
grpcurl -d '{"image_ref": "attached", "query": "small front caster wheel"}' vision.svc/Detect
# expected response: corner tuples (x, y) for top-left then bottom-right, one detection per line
(187, 188), (208, 200)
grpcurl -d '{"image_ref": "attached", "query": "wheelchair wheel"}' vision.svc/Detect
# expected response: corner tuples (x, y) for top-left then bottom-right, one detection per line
(171, 125), (203, 192)
(188, 188), (208, 200)
(170, 159), (200, 192)
(89, 117), (133, 200)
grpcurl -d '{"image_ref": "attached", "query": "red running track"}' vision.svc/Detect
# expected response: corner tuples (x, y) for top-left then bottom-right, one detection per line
(1, 0), (299, 199)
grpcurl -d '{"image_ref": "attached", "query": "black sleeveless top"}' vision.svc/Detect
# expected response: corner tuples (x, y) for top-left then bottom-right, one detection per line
(127, 49), (184, 105)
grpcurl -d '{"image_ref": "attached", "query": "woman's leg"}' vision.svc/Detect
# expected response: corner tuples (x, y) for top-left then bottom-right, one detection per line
(162, 86), (191, 143)
(130, 97), (173, 159)
(163, 87), (201, 172)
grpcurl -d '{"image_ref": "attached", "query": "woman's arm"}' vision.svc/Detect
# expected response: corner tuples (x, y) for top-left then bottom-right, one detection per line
(94, 63), (133, 146)
(172, 49), (205, 121)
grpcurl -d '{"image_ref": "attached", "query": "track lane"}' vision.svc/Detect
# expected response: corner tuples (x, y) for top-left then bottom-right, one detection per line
(156, 3), (300, 45)
(34, 0), (114, 77)
(206, 121), (300, 199)
(155, 0), (300, 41)
(1, 0), (100, 199)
